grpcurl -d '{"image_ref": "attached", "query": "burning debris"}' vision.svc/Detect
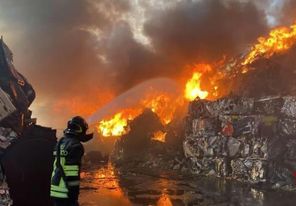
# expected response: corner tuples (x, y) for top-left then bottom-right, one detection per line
(111, 109), (188, 174)
(112, 109), (163, 161)
(242, 23), (296, 66)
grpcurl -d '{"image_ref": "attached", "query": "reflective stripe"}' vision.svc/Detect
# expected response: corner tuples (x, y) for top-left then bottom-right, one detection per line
(68, 180), (80, 186)
(65, 171), (79, 176)
(51, 185), (68, 193)
(64, 165), (79, 171)
(50, 191), (68, 198)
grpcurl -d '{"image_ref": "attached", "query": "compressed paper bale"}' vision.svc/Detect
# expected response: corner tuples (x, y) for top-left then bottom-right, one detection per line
(189, 97), (254, 118)
(250, 160), (267, 183)
(192, 118), (220, 138)
(183, 138), (203, 159)
(214, 158), (229, 177)
(231, 159), (267, 183)
(220, 115), (260, 137)
(237, 136), (252, 158)
(187, 135), (228, 158)
(281, 97), (296, 118)
(266, 136), (286, 160)
(184, 95), (296, 188)
(227, 137), (241, 157)
(258, 116), (278, 138)
(250, 136), (268, 159)
(207, 97), (254, 116)
(278, 118), (296, 137)
(254, 96), (284, 115)
(285, 139), (296, 161)
(268, 161), (294, 186)
(188, 157), (203, 175)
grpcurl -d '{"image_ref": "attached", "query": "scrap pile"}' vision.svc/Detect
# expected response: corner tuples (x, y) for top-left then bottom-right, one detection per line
(184, 96), (296, 189)
(0, 37), (56, 205)
(111, 109), (188, 174)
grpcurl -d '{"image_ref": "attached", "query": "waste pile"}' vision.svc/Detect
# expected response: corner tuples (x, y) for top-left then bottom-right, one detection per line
(0, 37), (56, 206)
(184, 95), (296, 189)
(111, 109), (188, 174)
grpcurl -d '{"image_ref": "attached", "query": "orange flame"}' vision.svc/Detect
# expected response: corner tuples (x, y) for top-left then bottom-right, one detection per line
(185, 72), (209, 101)
(152, 131), (167, 142)
(98, 64), (214, 138)
(97, 112), (129, 137)
(242, 23), (296, 66)
(97, 108), (143, 137)
(97, 94), (181, 137)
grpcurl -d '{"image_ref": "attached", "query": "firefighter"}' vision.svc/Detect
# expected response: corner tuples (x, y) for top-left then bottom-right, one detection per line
(50, 116), (93, 206)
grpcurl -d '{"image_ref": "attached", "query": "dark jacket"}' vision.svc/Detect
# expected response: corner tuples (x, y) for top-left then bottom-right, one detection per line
(50, 134), (84, 200)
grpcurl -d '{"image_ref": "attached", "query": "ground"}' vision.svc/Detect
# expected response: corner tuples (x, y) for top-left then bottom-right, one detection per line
(79, 164), (296, 206)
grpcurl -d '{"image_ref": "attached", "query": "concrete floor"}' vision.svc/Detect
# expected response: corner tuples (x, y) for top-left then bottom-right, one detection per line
(80, 164), (296, 206)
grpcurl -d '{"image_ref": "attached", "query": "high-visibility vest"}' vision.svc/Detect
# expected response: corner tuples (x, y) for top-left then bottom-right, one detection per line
(50, 139), (80, 198)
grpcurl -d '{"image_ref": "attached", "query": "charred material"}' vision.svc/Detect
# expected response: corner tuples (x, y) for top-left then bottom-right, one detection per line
(112, 109), (163, 162)
(184, 96), (296, 189)
(111, 109), (188, 173)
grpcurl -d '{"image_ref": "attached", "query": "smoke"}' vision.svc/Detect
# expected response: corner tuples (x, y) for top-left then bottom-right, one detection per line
(280, 0), (296, 25)
(106, 0), (268, 92)
(0, 0), (273, 128)
(0, 0), (130, 128)
(231, 46), (296, 98)
(88, 78), (181, 125)
(145, 0), (267, 63)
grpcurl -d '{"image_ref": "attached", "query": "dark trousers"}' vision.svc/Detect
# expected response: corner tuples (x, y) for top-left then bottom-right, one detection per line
(52, 198), (79, 206)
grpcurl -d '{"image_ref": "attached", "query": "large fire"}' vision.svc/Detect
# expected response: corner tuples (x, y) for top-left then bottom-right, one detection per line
(97, 68), (211, 138)
(97, 22), (296, 139)
(242, 23), (296, 66)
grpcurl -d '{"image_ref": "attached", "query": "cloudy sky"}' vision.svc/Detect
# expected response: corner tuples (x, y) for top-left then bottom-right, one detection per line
(0, 0), (294, 130)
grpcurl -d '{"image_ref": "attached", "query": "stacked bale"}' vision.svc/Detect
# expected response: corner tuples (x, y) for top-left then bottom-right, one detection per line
(184, 96), (296, 189)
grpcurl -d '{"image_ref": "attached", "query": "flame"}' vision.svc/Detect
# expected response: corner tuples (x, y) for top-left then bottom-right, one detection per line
(152, 131), (166, 142)
(97, 108), (144, 137)
(98, 112), (131, 137)
(157, 194), (173, 206)
(98, 64), (213, 138)
(97, 94), (181, 137)
(185, 72), (209, 101)
(242, 23), (296, 66)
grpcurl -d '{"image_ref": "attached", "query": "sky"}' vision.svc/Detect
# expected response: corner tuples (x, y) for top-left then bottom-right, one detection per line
(0, 0), (294, 131)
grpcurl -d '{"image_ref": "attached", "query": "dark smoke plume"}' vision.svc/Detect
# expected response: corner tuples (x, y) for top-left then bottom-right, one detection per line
(109, 0), (268, 92)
